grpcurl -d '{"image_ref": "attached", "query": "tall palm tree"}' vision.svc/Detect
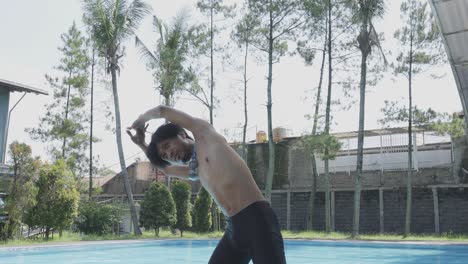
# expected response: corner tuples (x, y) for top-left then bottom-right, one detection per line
(135, 12), (193, 107)
(82, 0), (151, 235)
(346, 0), (386, 238)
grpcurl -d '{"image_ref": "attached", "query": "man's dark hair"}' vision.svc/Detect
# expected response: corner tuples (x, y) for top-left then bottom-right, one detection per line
(146, 122), (192, 168)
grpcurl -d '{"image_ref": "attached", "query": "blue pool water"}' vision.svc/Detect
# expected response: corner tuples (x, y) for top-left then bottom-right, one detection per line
(1, 239), (467, 263)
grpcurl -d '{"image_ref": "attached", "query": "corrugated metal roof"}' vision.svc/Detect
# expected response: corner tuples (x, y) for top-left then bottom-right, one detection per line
(0, 78), (48, 95)
(430, 0), (468, 117)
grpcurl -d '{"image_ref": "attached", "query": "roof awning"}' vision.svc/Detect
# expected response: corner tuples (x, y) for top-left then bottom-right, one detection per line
(0, 78), (48, 95)
(429, 0), (468, 117)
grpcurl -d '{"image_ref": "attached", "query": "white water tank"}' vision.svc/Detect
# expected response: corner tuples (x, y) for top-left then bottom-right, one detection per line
(273, 127), (287, 142)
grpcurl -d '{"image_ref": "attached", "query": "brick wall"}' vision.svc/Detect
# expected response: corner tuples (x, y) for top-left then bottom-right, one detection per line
(439, 188), (468, 234)
(359, 190), (380, 233)
(411, 189), (435, 234)
(271, 193), (287, 230)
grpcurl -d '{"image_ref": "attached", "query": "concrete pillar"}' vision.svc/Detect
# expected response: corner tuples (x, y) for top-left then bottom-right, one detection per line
(0, 88), (10, 163)
(286, 190), (291, 230)
(432, 187), (440, 235)
(413, 132), (419, 171)
(347, 138), (351, 175)
(379, 188), (384, 234)
(331, 191), (335, 231)
(379, 134), (383, 173)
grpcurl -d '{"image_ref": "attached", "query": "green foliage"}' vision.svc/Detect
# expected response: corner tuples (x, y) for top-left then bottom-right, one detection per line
(135, 12), (196, 106)
(301, 134), (342, 160)
(231, 10), (258, 49)
(393, 0), (445, 77)
(2, 142), (40, 240)
(192, 187), (212, 232)
(430, 113), (466, 139)
(171, 181), (192, 236)
(379, 100), (439, 127)
(74, 201), (123, 235)
(378, 101), (465, 138)
(139, 182), (176, 236)
(26, 23), (92, 177)
(26, 160), (80, 239)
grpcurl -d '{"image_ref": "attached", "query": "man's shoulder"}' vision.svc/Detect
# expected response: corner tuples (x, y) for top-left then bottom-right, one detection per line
(192, 119), (215, 137)
(193, 121), (226, 143)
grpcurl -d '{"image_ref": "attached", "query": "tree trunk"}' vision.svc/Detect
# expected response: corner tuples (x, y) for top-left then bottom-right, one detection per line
(209, 5), (218, 232)
(212, 204), (218, 232)
(110, 66), (142, 236)
(265, 1), (275, 202)
(45, 227), (50, 240)
(323, 0), (333, 233)
(353, 10), (371, 238)
(307, 33), (327, 230)
(353, 51), (368, 238)
(405, 32), (414, 237)
(210, 14), (219, 231)
(209, 3), (214, 125)
(62, 71), (72, 158)
(242, 41), (249, 161)
(89, 48), (95, 199)
(163, 94), (172, 188)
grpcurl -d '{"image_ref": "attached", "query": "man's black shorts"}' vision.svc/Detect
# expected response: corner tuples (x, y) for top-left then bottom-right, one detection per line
(209, 200), (286, 264)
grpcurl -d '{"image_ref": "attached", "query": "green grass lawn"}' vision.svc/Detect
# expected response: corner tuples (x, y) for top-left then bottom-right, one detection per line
(281, 230), (468, 242)
(2, 230), (468, 247)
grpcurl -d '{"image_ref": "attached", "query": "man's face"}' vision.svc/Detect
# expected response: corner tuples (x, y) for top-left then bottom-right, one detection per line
(157, 133), (193, 165)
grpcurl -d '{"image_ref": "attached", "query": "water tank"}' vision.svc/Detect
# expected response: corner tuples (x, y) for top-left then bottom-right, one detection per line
(256, 131), (267, 143)
(273, 127), (287, 142)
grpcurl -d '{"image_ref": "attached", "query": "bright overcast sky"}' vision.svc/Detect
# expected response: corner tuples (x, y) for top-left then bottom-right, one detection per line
(0, 0), (462, 172)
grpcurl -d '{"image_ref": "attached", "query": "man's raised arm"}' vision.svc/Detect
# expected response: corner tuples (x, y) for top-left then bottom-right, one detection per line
(129, 105), (208, 132)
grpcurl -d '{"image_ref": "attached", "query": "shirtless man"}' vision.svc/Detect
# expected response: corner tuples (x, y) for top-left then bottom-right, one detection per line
(127, 105), (286, 264)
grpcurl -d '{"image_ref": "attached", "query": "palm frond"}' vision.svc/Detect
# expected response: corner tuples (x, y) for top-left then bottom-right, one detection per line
(126, 0), (151, 31)
(370, 22), (388, 65)
(153, 15), (165, 43)
(135, 35), (159, 63)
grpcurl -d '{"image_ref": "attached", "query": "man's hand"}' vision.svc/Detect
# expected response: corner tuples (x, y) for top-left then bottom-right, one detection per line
(126, 124), (149, 153)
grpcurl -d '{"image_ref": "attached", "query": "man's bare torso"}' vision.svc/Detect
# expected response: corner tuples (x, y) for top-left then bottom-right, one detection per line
(193, 125), (265, 217)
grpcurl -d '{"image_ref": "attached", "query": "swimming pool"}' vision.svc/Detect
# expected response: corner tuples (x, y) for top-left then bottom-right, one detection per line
(1, 239), (467, 263)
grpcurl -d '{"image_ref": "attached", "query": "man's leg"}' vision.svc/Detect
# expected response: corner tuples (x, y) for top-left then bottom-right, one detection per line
(249, 230), (286, 264)
(209, 233), (251, 264)
(235, 201), (286, 264)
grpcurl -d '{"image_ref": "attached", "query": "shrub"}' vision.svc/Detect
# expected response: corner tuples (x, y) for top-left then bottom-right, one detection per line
(140, 182), (176, 236)
(74, 201), (123, 235)
(192, 187), (212, 232)
(171, 180), (192, 237)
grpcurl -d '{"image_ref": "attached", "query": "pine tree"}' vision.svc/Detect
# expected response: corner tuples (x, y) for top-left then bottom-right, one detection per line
(27, 23), (91, 177)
